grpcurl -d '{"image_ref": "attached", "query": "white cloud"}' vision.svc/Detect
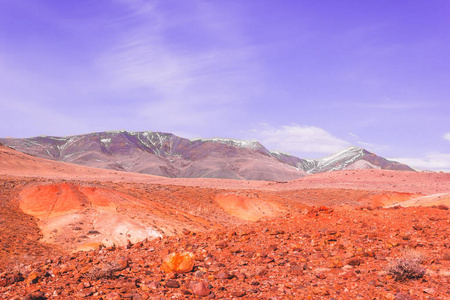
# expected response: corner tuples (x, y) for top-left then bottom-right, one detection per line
(251, 124), (350, 157)
(443, 132), (450, 141)
(393, 153), (450, 172)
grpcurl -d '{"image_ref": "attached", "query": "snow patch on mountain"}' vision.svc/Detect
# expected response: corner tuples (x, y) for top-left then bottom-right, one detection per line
(100, 137), (111, 143)
(270, 150), (293, 157)
(311, 146), (365, 173)
(191, 137), (265, 151)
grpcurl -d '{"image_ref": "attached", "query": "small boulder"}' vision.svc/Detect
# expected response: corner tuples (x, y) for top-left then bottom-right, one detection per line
(161, 252), (196, 274)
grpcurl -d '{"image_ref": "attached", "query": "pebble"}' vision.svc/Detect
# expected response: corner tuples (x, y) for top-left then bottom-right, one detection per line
(188, 281), (210, 297)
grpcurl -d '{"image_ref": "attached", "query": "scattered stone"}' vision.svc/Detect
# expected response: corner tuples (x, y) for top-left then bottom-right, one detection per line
(188, 281), (210, 297)
(348, 258), (364, 266)
(316, 273), (327, 279)
(25, 272), (40, 285)
(395, 293), (415, 300)
(329, 257), (344, 268)
(23, 291), (47, 300)
(423, 288), (436, 295)
(216, 271), (233, 280)
(231, 290), (246, 297)
(105, 292), (122, 300)
(289, 266), (304, 275)
(146, 281), (161, 290)
(165, 279), (180, 288)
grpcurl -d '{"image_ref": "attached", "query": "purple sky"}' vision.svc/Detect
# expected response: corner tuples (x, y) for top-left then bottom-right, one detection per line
(1, 1), (449, 170)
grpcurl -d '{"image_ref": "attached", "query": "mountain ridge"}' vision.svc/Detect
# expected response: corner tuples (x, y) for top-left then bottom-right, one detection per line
(0, 130), (414, 180)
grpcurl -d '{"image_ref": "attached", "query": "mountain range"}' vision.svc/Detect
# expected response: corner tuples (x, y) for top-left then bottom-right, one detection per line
(0, 130), (414, 181)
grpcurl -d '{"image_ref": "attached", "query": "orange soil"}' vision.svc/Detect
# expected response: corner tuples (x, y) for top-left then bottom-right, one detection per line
(18, 183), (85, 219)
(215, 193), (284, 221)
(358, 192), (422, 207)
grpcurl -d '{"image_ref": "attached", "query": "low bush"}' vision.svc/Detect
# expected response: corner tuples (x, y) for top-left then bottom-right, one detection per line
(436, 204), (449, 210)
(387, 249), (426, 281)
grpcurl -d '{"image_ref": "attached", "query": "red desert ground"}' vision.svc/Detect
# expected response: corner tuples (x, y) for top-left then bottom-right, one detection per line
(0, 142), (449, 299)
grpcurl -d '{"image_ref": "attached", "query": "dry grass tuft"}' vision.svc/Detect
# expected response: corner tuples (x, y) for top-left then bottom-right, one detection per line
(436, 204), (449, 210)
(86, 260), (126, 280)
(401, 232), (412, 241)
(387, 249), (426, 281)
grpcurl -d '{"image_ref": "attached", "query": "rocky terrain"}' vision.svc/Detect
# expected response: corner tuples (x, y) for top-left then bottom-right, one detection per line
(0, 130), (413, 181)
(0, 143), (449, 299)
(1, 204), (449, 299)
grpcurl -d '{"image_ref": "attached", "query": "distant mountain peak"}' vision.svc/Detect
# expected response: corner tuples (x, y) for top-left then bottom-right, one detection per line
(0, 131), (414, 180)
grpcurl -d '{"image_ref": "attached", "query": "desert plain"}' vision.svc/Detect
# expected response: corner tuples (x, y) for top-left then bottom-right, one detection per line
(0, 144), (449, 299)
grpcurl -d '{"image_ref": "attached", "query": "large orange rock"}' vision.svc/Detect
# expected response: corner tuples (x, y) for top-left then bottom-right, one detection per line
(161, 252), (195, 274)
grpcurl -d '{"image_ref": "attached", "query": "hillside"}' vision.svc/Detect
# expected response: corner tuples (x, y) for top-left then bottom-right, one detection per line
(0, 131), (413, 181)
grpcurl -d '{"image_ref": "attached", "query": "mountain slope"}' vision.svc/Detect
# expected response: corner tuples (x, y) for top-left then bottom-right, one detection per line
(273, 146), (414, 174)
(0, 131), (306, 181)
(0, 131), (414, 180)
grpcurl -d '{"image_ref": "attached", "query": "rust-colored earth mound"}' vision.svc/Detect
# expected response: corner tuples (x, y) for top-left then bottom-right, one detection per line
(0, 180), (62, 268)
(4, 178), (406, 259)
(14, 181), (238, 253)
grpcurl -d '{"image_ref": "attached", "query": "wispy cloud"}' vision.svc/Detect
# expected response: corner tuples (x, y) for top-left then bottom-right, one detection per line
(393, 153), (450, 172)
(347, 132), (388, 153)
(443, 132), (450, 141)
(251, 124), (350, 157)
(356, 101), (435, 110)
(96, 0), (263, 134)
(0, 0), (264, 138)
